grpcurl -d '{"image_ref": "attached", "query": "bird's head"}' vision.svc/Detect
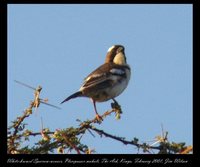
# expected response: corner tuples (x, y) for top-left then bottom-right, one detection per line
(105, 45), (127, 65)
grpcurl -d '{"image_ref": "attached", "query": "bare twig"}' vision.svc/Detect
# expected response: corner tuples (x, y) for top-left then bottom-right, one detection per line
(88, 127), (160, 151)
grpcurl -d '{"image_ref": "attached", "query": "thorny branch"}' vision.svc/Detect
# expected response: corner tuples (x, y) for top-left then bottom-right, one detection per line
(7, 85), (192, 154)
(89, 127), (160, 150)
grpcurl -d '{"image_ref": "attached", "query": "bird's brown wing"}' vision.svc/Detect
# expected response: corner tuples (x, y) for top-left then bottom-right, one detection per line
(80, 63), (128, 90)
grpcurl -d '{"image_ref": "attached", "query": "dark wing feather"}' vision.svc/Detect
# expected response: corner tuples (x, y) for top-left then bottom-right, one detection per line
(81, 63), (112, 89)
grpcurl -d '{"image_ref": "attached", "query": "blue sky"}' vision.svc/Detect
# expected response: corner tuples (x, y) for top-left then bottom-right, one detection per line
(8, 4), (192, 154)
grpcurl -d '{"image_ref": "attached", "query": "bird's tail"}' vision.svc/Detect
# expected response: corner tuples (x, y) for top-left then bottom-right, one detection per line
(61, 91), (84, 104)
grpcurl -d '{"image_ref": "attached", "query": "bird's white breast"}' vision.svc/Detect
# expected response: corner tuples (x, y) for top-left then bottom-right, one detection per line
(110, 68), (131, 97)
(97, 67), (131, 102)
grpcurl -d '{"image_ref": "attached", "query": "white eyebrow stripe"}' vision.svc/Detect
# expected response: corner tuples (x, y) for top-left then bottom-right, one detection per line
(110, 68), (125, 75)
(107, 45), (115, 52)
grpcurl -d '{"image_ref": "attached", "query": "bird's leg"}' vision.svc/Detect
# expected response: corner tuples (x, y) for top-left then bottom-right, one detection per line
(111, 98), (120, 109)
(91, 99), (103, 122)
(112, 98), (118, 104)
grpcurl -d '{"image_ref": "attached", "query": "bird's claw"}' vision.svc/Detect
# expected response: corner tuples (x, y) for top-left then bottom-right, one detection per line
(95, 114), (103, 123)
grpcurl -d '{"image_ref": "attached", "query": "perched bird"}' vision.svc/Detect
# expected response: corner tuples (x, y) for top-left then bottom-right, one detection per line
(61, 45), (131, 120)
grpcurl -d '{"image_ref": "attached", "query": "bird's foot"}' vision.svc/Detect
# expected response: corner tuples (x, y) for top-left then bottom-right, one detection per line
(111, 100), (121, 112)
(95, 114), (103, 123)
(111, 99), (122, 120)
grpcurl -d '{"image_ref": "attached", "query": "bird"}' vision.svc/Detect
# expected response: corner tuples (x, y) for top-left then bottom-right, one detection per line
(61, 45), (131, 121)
